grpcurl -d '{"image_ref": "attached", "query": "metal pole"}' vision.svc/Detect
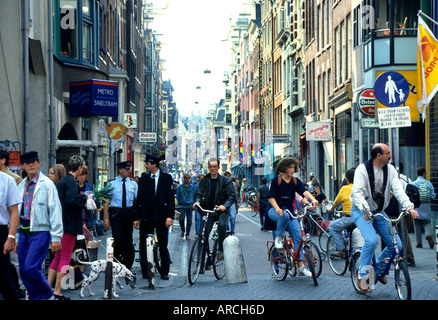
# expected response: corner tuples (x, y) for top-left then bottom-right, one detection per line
(104, 237), (114, 299)
(48, 0), (56, 165)
(23, 0), (29, 152)
(436, 225), (438, 281)
(146, 234), (155, 289)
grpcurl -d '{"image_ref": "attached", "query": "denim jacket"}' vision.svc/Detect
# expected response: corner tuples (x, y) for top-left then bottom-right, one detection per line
(176, 184), (196, 208)
(17, 172), (63, 242)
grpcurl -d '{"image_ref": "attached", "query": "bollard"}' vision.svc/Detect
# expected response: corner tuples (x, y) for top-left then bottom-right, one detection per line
(146, 234), (155, 289)
(223, 236), (247, 284)
(104, 237), (114, 299)
(436, 225), (438, 281)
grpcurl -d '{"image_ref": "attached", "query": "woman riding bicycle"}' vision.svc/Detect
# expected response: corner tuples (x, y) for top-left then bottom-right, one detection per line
(266, 157), (319, 276)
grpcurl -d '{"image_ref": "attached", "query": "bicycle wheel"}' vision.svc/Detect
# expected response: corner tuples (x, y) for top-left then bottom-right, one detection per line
(318, 231), (329, 253)
(269, 245), (288, 281)
(303, 246), (318, 285)
(327, 235), (348, 276)
(251, 210), (258, 217)
(395, 260), (411, 300)
(212, 239), (226, 280)
(308, 242), (322, 278)
(188, 238), (203, 285)
(350, 252), (368, 295)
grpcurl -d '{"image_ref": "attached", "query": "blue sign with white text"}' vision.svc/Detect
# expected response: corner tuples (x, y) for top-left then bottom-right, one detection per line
(70, 80), (118, 117)
(374, 71), (410, 107)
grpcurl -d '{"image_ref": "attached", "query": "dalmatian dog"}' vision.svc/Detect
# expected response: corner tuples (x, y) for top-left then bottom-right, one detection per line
(79, 259), (136, 298)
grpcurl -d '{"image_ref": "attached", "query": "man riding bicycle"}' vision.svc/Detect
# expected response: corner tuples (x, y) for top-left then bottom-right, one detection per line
(327, 167), (356, 257)
(350, 143), (418, 292)
(193, 158), (235, 260)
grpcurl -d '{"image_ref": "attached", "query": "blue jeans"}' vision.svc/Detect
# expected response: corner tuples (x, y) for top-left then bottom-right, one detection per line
(226, 203), (236, 235)
(329, 216), (354, 250)
(179, 207), (193, 235)
(195, 210), (204, 236)
(259, 201), (268, 230)
(267, 207), (303, 260)
(17, 231), (53, 300)
(350, 205), (402, 278)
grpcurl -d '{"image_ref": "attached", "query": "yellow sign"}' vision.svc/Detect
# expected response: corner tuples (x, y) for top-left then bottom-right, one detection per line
(417, 15), (438, 121)
(376, 70), (420, 122)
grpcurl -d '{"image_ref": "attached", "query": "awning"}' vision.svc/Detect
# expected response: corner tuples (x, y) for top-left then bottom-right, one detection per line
(231, 164), (246, 176)
(56, 140), (98, 148)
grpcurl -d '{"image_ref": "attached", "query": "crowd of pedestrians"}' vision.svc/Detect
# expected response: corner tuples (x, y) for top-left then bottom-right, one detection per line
(0, 145), (436, 300)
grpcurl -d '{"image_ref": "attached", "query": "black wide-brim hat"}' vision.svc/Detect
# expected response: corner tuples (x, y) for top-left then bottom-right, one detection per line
(20, 150), (39, 163)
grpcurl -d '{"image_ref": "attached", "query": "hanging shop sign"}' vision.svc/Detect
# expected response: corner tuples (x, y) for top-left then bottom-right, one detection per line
(356, 89), (376, 116)
(70, 79), (118, 117)
(123, 113), (137, 128)
(139, 132), (157, 143)
(306, 122), (331, 141)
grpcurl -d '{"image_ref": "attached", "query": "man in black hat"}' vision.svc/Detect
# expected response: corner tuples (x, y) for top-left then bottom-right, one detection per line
(135, 153), (174, 280)
(103, 160), (138, 270)
(16, 151), (63, 300)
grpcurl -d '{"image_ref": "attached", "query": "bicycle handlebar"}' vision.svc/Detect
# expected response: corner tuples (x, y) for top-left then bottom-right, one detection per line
(195, 203), (219, 214)
(284, 209), (306, 219)
(361, 204), (411, 226)
(372, 210), (411, 225)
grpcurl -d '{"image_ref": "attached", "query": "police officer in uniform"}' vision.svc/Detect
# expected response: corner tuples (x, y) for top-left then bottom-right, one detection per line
(103, 161), (138, 270)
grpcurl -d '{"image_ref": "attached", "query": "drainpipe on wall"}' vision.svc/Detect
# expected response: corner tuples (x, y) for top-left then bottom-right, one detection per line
(48, 0), (56, 165)
(23, 0), (29, 152)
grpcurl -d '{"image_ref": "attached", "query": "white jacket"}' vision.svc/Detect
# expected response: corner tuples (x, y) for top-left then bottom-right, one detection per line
(17, 172), (63, 242)
(350, 162), (414, 213)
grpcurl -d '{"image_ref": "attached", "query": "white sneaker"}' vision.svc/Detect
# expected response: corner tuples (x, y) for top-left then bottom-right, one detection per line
(298, 266), (312, 277)
(275, 236), (283, 249)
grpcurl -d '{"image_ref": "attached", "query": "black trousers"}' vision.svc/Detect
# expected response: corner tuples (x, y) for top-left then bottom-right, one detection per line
(109, 207), (135, 270)
(0, 225), (18, 300)
(139, 219), (170, 278)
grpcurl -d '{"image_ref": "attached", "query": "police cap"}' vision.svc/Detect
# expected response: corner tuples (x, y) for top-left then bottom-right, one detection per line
(116, 161), (132, 170)
(144, 153), (161, 164)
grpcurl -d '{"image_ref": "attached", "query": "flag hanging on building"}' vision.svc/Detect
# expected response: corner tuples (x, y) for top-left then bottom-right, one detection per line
(417, 15), (438, 121)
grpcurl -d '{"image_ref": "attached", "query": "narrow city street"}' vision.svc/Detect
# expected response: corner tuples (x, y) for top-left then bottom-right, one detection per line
(61, 207), (438, 304)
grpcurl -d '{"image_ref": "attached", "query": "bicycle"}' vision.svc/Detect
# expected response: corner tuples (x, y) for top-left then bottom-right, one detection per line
(326, 216), (361, 276)
(305, 209), (331, 254)
(267, 204), (322, 286)
(349, 208), (412, 300)
(187, 204), (226, 285)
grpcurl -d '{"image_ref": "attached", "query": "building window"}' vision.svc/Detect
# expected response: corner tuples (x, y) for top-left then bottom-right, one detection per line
(60, 0), (78, 59)
(57, 0), (97, 66)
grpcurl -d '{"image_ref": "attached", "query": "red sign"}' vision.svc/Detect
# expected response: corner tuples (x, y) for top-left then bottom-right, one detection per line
(357, 89), (376, 116)
(8, 151), (21, 166)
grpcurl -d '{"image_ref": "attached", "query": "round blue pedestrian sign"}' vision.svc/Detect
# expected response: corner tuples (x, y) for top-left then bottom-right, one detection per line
(374, 71), (410, 107)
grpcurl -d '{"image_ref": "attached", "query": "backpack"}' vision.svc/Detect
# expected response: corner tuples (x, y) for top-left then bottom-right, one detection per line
(405, 184), (421, 208)
(418, 182), (431, 203)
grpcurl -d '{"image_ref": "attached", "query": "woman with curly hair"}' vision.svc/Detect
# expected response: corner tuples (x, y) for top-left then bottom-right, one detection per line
(267, 157), (318, 276)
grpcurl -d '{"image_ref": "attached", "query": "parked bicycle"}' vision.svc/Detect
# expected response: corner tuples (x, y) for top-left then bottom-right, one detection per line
(267, 204), (322, 286)
(187, 204), (226, 285)
(348, 208), (412, 300)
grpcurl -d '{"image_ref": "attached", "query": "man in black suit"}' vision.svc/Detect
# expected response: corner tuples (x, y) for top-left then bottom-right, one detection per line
(134, 153), (175, 280)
